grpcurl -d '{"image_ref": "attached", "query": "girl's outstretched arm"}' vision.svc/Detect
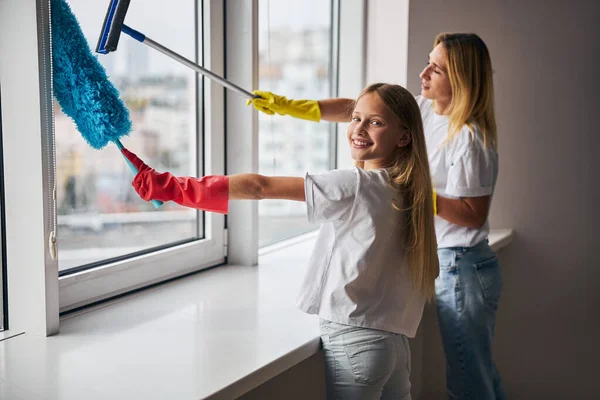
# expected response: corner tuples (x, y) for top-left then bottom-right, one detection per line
(229, 174), (305, 202)
(121, 148), (304, 214)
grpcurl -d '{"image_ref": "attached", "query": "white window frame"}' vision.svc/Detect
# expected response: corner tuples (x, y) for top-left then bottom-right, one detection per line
(0, 0), (59, 336)
(224, 0), (259, 266)
(0, 121), (5, 332)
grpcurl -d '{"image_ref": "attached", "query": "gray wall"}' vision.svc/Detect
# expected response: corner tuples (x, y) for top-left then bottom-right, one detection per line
(238, 352), (326, 400)
(405, 0), (600, 398)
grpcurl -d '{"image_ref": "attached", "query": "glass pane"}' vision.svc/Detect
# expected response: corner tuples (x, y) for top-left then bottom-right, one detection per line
(258, 0), (334, 247)
(56, 0), (201, 272)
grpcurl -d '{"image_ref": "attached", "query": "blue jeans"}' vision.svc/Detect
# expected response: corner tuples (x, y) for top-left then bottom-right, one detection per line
(436, 240), (506, 400)
(320, 319), (412, 400)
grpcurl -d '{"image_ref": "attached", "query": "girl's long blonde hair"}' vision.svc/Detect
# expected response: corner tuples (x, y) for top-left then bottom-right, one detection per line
(434, 33), (497, 149)
(356, 83), (439, 300)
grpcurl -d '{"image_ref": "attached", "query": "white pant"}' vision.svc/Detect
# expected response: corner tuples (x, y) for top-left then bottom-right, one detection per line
(319, 319), (412, 400)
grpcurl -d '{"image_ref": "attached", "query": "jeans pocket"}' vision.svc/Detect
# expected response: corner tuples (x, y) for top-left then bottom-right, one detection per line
(473, 256), (502, 307)
(343, 336), (392, 385)
(438, 249), (458, 274)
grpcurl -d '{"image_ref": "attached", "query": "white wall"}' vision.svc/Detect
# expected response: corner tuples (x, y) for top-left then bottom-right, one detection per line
(0, 0), (59, 336)
(336, 0), (368, 170)
(365, 0), (409, 86)
(402, 0), (599, 398)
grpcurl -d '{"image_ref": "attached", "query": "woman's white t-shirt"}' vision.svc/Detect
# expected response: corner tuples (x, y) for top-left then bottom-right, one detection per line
(416, 96), (498, 248)
(296, 167), (426, 337)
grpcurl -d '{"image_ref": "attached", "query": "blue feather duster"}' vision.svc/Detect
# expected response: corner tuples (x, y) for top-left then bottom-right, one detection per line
(50, 0), (162, 207)
(51, 0), (131, 149)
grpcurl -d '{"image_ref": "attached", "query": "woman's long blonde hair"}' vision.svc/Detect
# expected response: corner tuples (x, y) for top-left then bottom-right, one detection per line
(434, 33), (497, 149)
(356, 83), (439, 300)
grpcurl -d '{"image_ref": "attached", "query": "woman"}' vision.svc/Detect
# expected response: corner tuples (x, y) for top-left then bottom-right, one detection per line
(248, 33), (505, 399)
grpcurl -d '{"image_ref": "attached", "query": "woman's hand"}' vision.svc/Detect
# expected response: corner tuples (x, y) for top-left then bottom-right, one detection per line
(246, 90), (321, 122)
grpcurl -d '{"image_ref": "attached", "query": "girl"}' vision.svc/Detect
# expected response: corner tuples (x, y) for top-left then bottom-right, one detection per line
(122, 83), (439, 400)
(248, 33), (504, 399)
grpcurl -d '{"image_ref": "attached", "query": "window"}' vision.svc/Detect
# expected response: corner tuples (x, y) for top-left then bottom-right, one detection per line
(56, 0), (200, 273)
(57, 0), (225, 312)
(257, 0), (338, 247)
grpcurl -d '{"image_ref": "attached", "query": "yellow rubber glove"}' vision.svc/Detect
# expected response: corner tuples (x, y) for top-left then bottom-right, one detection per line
(246, 90), (321, 122)
(432, 190), (438, 216)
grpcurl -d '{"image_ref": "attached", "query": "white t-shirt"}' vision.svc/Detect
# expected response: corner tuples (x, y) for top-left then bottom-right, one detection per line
(296, 167), (426, 337)
(416, 96), (498, 248)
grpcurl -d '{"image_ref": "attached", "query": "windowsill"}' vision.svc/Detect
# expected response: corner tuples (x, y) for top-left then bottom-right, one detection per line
(0, 330), (25, 342)
(0, 229), (513, 400)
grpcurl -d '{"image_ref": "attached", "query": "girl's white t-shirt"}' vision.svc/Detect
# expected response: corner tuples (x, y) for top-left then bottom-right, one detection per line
(416, 96), (498, 248)
(296, 167), (426, 337)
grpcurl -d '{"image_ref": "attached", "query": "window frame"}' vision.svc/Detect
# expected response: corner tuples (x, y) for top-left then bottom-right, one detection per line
(0, 84), (6, 332)
(0, 0), (60, 335)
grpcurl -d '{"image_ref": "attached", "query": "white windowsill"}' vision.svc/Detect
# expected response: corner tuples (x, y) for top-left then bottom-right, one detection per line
(0, 229), (513, 400)
(0, 330), (25, 342)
